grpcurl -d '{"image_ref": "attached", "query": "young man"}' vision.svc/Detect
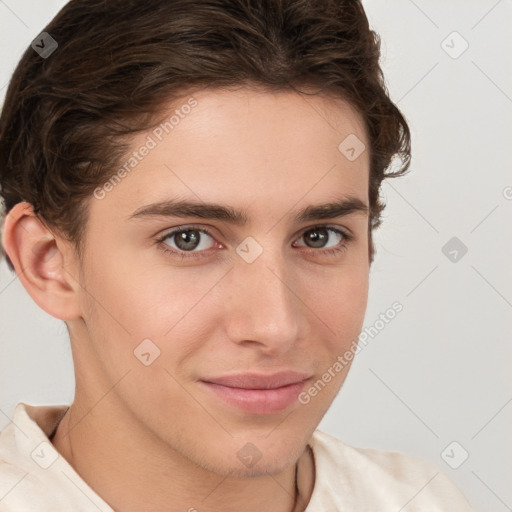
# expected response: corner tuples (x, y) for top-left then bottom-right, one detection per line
(0, 0), (475, 510)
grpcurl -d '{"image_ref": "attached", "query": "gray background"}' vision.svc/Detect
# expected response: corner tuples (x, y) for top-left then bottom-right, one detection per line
(1, 1), (511, 511)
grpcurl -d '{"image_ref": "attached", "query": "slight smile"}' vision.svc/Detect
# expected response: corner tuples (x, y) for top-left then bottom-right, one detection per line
(199, 371), (313, 415)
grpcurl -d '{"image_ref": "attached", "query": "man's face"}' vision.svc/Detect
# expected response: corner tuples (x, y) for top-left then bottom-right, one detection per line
(69, 87), (370, 477)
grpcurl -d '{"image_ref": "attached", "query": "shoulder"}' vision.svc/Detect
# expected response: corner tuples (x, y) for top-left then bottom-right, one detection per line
(0, 402), (113, 512)
(0, 416), (58, 511)
(307, 430), (476, 511)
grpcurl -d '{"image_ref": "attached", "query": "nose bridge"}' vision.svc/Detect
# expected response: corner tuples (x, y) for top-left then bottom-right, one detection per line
(226, 239), (301, 349)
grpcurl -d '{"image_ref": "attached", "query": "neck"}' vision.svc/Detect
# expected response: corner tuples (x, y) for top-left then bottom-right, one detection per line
(50, 398), (314, 512)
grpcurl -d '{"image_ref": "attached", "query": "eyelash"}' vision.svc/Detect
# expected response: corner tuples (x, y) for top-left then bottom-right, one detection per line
(155, 224), (354, 260)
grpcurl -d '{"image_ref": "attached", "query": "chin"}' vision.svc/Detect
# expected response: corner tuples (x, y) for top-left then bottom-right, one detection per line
(235, 435), (308, 477)
(184, 435), (306, 479)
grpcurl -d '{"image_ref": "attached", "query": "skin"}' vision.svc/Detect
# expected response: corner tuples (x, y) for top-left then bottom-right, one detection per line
(2, 87), (370, 512)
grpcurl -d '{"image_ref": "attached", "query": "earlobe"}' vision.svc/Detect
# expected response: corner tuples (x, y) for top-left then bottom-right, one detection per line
(1, 202), (82, 321)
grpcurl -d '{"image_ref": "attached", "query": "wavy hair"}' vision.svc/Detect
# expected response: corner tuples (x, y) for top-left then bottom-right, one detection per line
(0, 0), (410, 268)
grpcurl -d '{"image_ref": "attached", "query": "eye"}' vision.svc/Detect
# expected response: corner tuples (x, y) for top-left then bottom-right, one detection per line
(157, 226), (217, 259)
(156, 224), (353, 259)
(293, 225), (353, 256)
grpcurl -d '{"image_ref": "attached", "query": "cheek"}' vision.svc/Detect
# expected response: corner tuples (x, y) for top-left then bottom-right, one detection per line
(76, 247), (168, 363)
(305, 261), (369, 316)
(300, 269), (369, 407)
(303, 263), (369, 356)
(80, 260), (222, 374)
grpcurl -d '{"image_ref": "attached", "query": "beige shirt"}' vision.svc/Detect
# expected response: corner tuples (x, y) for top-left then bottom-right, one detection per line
(0, 402), (475, 511)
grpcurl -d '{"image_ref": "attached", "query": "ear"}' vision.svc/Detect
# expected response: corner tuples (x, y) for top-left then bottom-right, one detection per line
(1, 202), (82, 321)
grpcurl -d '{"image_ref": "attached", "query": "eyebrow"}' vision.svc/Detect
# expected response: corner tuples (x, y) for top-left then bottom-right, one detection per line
(129, 195), (368, 225)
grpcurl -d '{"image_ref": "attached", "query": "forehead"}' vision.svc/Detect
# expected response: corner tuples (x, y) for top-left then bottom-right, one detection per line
(90, 87), (370, 223)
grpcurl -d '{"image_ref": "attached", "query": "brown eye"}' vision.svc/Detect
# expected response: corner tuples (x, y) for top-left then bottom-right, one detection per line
(296, 226), (347, 250)
(156, 224), (353, 261)
(173, 229), (201, 251)
(159, 227), (216, 256)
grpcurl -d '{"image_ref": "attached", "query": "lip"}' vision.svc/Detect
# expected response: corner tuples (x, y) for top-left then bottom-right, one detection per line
(200, 371), (312, 415)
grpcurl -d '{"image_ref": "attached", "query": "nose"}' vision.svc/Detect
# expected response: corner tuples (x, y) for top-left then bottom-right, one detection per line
(223, 245), (302, 355)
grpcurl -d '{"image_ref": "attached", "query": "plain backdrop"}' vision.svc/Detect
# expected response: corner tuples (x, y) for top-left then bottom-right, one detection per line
(1, 1), (511, 511)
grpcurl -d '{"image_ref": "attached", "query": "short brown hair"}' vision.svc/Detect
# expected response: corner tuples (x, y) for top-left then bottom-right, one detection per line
(0, 0), (410, 270)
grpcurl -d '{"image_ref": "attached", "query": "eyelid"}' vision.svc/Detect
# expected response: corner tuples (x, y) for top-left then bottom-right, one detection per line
(293, 223), (352, 241)
(157, 222), (353, 240)
(156, 223), (354, 258)
(157, 224), (219, 250)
